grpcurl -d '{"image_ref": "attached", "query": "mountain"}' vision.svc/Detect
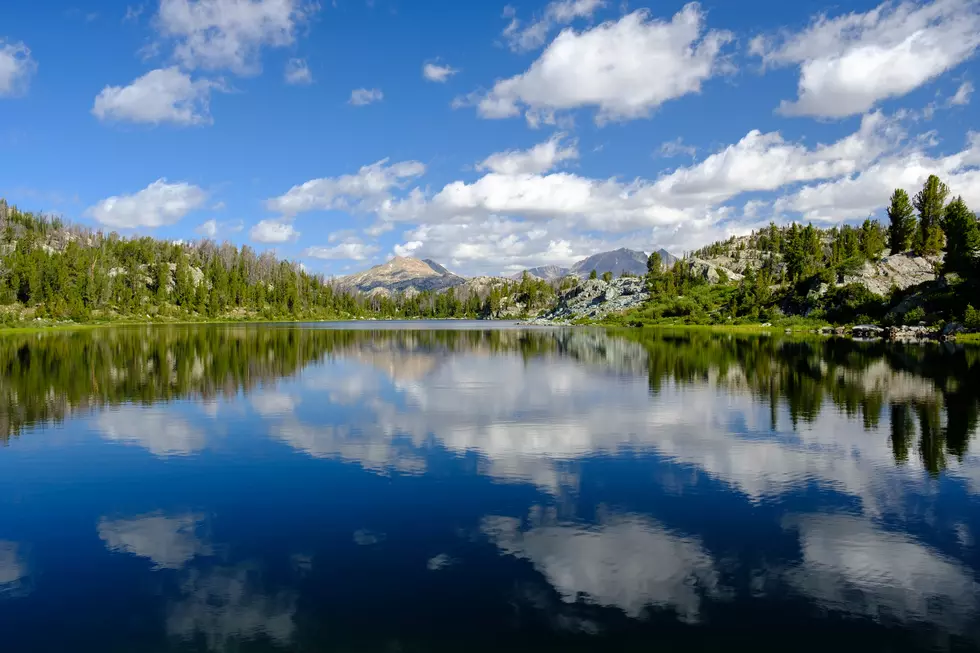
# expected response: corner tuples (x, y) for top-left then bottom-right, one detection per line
(336, 257), (466, 295)
(570, 248), (678, 278)
(509, 265), (570, 281)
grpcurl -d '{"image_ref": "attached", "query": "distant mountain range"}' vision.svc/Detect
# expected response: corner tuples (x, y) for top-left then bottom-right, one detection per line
(337, 247), (681, 295)
(510, 248), (679, 280)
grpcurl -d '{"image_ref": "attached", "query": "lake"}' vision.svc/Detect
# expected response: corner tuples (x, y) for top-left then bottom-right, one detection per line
(0, 324), (978, 652)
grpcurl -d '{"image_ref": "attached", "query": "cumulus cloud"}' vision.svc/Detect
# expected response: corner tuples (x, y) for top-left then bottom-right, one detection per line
(464, 5), (733, 124)
(772, 130), (980, 222)
(501, 0), (606, 52)
(751, 0), (980, 118)
(0, 41), (37, 97)
(87, 178), (208, 229)
(349, 87), (383, 105)
(250, 218), (299, 243)
(422, 61), (458, 83)
(476, 132), (578, 175)
(156, 0), (318, 74)
(266, 158), (426, 216)
(92, 67), (219, 125)
(98, 512), (212, 569)
(264, 113), (913, 272)
(284, 57), (312, 84)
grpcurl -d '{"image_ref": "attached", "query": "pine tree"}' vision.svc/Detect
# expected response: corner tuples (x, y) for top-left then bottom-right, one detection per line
(859, 218), (887, 260)
(886, 188), (916, 254)
(941, 196), (980, 276)
(913, 175), (949, 255)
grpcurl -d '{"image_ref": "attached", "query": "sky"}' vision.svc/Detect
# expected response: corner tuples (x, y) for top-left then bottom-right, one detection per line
(0, 0), (978, 278)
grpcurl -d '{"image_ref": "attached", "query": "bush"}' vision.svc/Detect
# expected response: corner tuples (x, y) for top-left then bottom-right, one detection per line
(904, 307), (926, 325)
(965, 305), (980, 330)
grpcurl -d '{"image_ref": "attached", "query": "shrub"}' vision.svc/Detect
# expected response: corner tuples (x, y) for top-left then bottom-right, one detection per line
(904, 307), (926, 324)
(965, 305), (980, 330)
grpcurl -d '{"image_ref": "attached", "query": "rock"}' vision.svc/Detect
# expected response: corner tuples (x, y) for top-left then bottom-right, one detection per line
(685, 258), (743, 284)
(852, 324), (883, 338)
(532, 276), (650, 322)
(942, 322), (965, 336)
(842, 252), (941, 296)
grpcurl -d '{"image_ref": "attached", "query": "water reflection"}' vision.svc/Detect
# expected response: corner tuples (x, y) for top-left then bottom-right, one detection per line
(0, 325), (978, 651)
(98, 512), (211, 570)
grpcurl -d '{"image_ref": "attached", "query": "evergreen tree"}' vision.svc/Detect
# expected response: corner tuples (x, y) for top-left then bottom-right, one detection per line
(859, 218), (887, 261)
(913, 175), (949, 255)
(941, 196), (980, 276)
(886, 188), (916, 254)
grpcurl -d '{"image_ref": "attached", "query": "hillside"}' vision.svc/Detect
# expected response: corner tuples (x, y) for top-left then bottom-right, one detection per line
(0, 201), (552, 325)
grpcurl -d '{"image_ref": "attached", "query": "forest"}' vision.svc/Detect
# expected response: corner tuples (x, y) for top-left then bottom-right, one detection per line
(610, 174), (980, 328)
(0, 198), (553, 325)
(1, 172), (977, 329)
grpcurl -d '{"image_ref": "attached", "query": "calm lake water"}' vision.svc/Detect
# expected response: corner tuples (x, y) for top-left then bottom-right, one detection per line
(1, 324), (979, 652)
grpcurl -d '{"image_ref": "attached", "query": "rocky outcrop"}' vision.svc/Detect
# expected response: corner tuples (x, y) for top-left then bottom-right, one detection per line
(842, 252), (941, 296)
(527, 276), (649, 323)
(336, 257), (466, 295)
(685, 258), (743, 283)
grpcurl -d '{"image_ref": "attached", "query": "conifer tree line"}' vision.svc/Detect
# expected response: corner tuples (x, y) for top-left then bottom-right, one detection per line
(0, 199), (554, 323)
(625, 174), (979, 326)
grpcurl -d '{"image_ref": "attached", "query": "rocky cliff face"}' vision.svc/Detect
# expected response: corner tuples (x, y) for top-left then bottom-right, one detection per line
(570, 248), (652, 278)
(335, 257), (466, 295)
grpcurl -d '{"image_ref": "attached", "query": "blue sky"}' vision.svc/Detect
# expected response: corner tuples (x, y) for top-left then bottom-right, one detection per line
(1, 0), (978, 277)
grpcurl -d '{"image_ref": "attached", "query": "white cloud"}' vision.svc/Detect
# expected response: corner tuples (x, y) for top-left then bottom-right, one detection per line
(284, 57), (312, 85)
(250, 218), (298, 243)
(98, 408), (207, 455)
(196, 218), (243, 238)
(476, 132), (578, 175)
(98, 512), (212, 570)
(303, 240), (380, 261)
(0, 41), (37, 97)
(502, 0), (606, 53)
(87, 178), (208, 229)
(380, 113), (898, 239)
(349, 87), (383, 105)
(422, 61), (458, 83)
(263, 114), (905, 272)
(197, 218), (219, 237)
(659, 137), (697, 159)
(92, 67), (218, 125)
(466, 5), (733, 124)
(752, 0), (980, 118)
(772, 130), (980, 222)
(156, 0), (317, 74)
(266, 158), (426, 216)
(949, 80), (974, 105)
